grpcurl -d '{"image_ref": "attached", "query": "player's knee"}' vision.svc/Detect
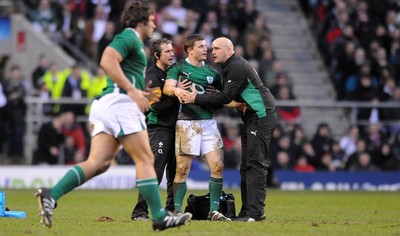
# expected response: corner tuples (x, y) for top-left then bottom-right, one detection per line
(175, 164), (190, 179)
(147, 153), (155, 165)
(86, 156), (112, 173)
(135, 152), (154, 166)
(101, 159), (113, 170)
(95, 160), (112, 175)
(210, 159), (224, 176)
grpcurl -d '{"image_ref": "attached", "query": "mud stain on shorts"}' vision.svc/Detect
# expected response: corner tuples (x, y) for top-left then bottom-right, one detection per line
(176, 121), (203, 155)
(191, 122), (203, 134)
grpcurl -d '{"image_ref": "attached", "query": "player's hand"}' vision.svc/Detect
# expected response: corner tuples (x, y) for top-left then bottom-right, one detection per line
(174, 88), (191, 103)
(225, 101), (247, 114)
(177, 78), (191, 90)
(144, 80), (162, 105)
(149, 87), (161, 105)
(224, 101), (242, 108)
(181, 89), (197, 104)
(239, 103), (247, 115)
(127, 87), (150, 113)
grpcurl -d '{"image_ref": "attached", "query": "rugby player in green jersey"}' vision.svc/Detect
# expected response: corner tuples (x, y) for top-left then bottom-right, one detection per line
(164, 34), (231, 221)
(35, 1), (192, 231)
(183, 37), (277, 222)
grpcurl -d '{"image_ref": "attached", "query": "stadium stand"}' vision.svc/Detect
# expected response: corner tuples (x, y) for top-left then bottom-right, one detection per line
(0, 0), (398, 172)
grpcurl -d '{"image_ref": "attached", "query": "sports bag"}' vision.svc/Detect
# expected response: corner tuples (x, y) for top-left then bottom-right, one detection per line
(184, 191), (236, 220)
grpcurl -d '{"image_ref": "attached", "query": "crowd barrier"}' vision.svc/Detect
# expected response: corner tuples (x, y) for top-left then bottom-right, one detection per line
(23, 97), (400, 165)
(275, 171), (400, 191)
(1, 166), (399, 191)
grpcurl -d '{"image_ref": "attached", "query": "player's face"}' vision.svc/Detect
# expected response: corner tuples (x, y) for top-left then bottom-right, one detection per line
(211, 40), (227, 64)
(143, 14), (156, 40)
(191, 40), (208, 62)
(159, 43), (174, 67)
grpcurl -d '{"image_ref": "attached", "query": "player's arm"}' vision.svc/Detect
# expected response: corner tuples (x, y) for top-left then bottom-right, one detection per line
(100, 47), (150, 112)
(195, 66), (247, 107)
(163, 78), (178, 96)
(163, 64), (190, 102)
(164, 79), (191, 103)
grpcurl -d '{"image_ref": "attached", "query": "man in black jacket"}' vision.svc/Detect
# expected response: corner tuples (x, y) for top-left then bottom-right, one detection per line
(131, 38), (190, 220)
(183, 37), (277, 222)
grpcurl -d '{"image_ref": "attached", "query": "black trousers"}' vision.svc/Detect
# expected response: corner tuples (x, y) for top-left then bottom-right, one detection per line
(131, 127), (176, 217)
(239, 113), (277, 219)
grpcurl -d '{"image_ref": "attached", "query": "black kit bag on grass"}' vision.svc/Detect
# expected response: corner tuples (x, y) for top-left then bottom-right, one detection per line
(184, 191), (236, 220)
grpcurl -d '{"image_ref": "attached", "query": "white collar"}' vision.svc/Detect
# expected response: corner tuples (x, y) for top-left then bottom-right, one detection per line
(185, 58), (205, 67)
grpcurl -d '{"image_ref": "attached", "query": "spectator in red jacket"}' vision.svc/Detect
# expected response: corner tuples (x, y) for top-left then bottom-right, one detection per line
(61, 111), (86, 160)
(276, 86), (301, 125)
(294, 155), (315, 173)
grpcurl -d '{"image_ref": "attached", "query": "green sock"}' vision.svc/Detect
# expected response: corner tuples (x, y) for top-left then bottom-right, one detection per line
(173, 182), (187, 213)
(51, 166), (85, 201)
(209, 177), (223, 212)
(137, 178), (166, 221)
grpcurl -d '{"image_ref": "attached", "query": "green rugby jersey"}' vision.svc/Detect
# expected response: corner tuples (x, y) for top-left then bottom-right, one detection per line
(195, 55), (276, 122)
(166, 59), (221, 120)
(101, 28), (147, 96)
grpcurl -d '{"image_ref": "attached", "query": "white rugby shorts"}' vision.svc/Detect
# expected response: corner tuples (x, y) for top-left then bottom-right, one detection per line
(89, 93), (147, 138)
(175, 119), (223, 157)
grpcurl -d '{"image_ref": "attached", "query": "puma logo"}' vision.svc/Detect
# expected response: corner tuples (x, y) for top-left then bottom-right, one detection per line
(182, 71), (191, 79)
(250, 131), (257, 136)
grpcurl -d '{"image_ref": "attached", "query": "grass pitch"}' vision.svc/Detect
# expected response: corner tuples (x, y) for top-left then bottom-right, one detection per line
(0, 189), (399, 236)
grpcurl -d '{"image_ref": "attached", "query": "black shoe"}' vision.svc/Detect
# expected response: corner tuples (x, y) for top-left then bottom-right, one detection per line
(152, 211), (192, 231)
(131, 210), (150, 221)
(132, 215), (150, 221)
(207, 210), (231, 221)
(35, 188), (57, 228)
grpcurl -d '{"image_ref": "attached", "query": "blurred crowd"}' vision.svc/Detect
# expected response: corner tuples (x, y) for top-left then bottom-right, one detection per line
(271, 0), (400, 173)
(0, 0), (398, 171)
(303, 0), (400, 114)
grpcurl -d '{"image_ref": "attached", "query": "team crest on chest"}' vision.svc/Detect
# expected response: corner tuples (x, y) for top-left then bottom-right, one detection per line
(207, 76), (214, 84)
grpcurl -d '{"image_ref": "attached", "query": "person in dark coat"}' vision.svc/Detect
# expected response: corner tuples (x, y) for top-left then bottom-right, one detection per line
(34, 113), (65, 165)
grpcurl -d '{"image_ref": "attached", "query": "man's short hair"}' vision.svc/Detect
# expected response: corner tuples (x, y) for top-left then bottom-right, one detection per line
(184, 34), (205, 54)
(151, 38), (172, 63)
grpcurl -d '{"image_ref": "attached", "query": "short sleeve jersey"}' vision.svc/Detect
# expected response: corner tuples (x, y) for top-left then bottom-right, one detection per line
(166, 59), (221, 120)
(101, 28), (147, 96)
